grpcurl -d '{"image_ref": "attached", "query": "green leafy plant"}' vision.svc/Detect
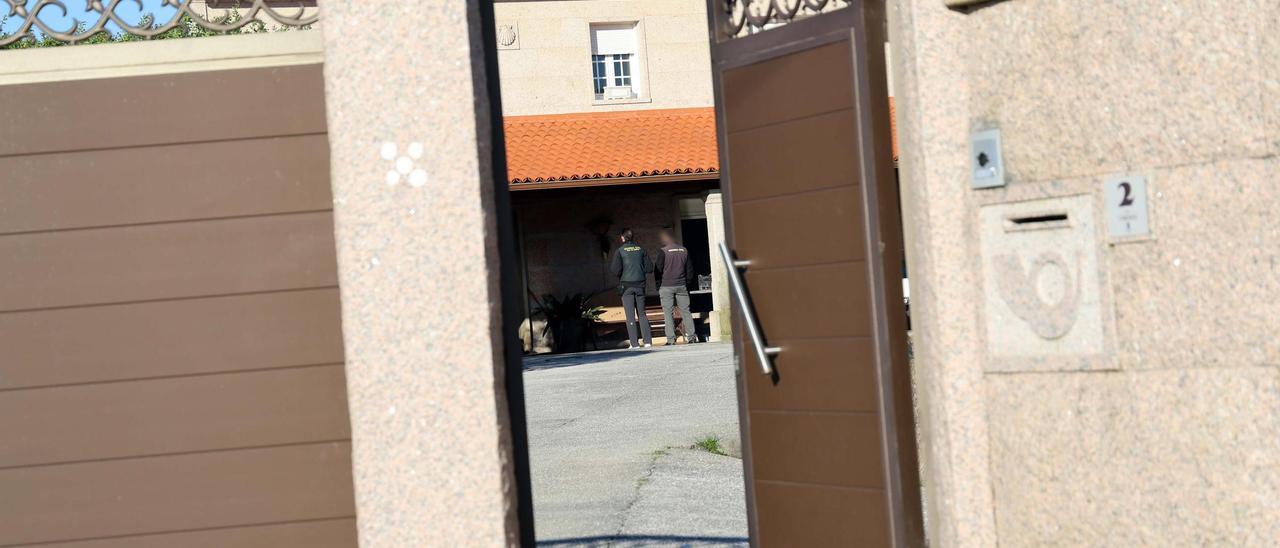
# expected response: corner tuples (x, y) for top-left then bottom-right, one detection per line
(693, 435), (726, 456)
(537, 292), (604, 323)
(535, 292), (603, 353)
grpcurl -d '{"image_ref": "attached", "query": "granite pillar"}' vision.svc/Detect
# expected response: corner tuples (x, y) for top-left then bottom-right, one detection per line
(704, 191), (731, 342)
(891, 0), (1280, 544)
(320, 2), (521, 546)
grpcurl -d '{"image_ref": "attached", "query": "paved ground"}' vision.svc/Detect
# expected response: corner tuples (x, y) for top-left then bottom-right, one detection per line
(524, 343), (748, 547)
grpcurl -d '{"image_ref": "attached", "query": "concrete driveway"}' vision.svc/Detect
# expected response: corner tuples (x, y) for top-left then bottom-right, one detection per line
(523, 343), (748, 547)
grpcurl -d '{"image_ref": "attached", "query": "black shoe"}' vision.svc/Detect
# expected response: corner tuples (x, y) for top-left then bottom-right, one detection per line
(664, 341), (675, 346)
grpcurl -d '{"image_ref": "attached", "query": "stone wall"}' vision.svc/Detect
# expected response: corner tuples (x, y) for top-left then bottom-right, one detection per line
(492, 0), (713, 116)
(891, 1), (1280, 545)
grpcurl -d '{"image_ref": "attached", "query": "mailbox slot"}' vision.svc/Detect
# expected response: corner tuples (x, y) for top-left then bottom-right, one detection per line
(1005, 212), (1070, 232)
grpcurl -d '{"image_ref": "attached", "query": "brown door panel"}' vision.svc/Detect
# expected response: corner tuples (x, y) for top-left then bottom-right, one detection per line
(742, 337), (879, 413)
(0, 61), (355, 546)
(753, 481), (890, 548)
(0, 365), (351, 468)
(0, 212), (339, 312)
(721, 41), (854, 133)
(0, 442), (355, 546)
(35, 519), (360, 548)
(747, 411), (885, 488)
(742, 262), (872, 340)
(0, 289), (344, 389)
(0, 65), (327, 157)
(713, 3), (922, 545)
(0, 135), (332, 235)
(732, 185), (866, 269)
(725, 109), (860, 202)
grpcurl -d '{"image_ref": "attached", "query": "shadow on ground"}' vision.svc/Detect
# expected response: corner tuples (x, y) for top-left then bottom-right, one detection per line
(538, 534), (748, 547)
(523, 348), (655, 371)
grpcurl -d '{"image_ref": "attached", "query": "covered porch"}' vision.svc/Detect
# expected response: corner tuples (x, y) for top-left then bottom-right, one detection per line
(502, 108), (731, 353)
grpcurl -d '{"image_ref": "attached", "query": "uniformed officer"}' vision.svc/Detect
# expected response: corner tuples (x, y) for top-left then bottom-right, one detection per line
(609, 228), (653, 348)
(654, 230), (697, 345)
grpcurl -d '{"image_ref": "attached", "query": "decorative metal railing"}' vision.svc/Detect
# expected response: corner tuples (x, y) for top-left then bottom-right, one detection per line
(1, 0), (318, 46)
(722, 0), (851, 40)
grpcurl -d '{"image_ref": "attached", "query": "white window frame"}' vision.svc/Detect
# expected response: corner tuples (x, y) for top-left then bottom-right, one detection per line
(592, 53), (634, 98)
(588, 21), (650, 105)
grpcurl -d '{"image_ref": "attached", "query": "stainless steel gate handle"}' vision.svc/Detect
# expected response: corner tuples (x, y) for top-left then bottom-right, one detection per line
(717, 242), (782, 375)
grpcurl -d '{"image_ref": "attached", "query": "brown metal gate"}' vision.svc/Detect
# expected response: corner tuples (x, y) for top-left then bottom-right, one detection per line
(708, 2), (923, 546)
(0, 63), (357, 546)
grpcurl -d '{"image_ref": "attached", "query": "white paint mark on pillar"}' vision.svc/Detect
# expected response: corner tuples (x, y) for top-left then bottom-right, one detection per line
(380, 142), (398, 160)
(380, 141), (430, 189)
(409, 169), (428, 187)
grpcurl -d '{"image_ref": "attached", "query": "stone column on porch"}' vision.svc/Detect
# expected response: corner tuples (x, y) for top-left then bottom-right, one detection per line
(704, 191), (731, 342)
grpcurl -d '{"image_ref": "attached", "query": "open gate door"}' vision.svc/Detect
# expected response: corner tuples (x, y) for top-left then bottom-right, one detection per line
(707, 1), (923, 546)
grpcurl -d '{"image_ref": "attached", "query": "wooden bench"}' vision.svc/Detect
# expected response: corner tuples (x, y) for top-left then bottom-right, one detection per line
(591, 298), (704, 347)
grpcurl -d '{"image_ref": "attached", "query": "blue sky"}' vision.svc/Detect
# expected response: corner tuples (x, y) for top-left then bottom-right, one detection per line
(2, 0), (178, 37)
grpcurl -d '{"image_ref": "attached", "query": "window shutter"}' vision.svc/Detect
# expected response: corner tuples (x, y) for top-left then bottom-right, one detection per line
(591, 25), (636, 55)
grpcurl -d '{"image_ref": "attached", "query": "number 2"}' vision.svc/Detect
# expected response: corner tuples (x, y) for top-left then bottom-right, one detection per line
(1118, 182), (1134, 207)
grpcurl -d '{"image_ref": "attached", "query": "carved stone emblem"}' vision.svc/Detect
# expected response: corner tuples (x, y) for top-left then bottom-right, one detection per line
(496, 23), (519, 50)
(992, 251), (1080, 340)
(978, 194), (1110, 370)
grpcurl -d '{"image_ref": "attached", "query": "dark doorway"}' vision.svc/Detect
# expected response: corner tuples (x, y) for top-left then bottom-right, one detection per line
(682, 217), (712, 282)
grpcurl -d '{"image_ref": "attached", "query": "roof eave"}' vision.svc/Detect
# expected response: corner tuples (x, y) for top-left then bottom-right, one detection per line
(508, 172), (719, 192)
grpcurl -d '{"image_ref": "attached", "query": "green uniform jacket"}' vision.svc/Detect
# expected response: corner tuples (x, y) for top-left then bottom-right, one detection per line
(610, 242), (653, 288)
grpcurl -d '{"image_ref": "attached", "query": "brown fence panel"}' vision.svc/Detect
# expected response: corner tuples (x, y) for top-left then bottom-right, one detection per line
(0, 62), (356, 546)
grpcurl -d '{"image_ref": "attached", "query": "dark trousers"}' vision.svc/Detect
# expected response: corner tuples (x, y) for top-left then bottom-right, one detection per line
(620, 285), (652, 347)
(659, 285), (694, 341)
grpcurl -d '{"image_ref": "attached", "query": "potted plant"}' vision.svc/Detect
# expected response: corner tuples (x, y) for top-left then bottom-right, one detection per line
(536, 292), (604, 354)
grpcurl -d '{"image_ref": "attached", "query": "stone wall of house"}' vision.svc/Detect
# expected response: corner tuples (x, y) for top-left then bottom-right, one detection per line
(492, 0), (713, 116)
(519, 189), (674, 302)
(892, 1), (1280, 545)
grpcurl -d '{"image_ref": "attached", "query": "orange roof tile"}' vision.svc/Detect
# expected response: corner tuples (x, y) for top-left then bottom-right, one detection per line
(889, 97), (899, 160)
(503, 107), (719, 184)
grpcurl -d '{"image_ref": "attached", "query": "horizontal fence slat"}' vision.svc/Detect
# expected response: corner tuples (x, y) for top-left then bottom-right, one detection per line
(748, 411), (885, 489)
(733, 185), (866, 268)
(0, 442), (355, 546)
(0, 365), (351, 468)
(34, 518), (357, 548)
(0, 64), (326, 158)
(0, 212), (339, 313)
(0, 288), (344, 390)
(743, 337), (880, 413)
(721, 40), (853, 133)
(0, 134), (332, 235)
(744, 261), (872, 339)
(725, 108), (858, 202)
(753, 481), (889, 547)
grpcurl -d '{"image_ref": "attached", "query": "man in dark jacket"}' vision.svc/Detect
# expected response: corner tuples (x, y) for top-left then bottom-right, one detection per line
(654, 230), (697, 345)
(609, 228), (653, 348)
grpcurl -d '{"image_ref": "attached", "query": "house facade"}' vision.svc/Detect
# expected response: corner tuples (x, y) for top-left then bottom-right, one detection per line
(494, 0), (729, 350)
